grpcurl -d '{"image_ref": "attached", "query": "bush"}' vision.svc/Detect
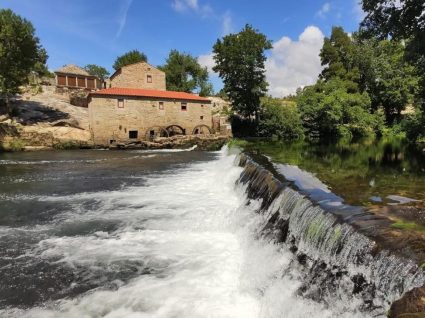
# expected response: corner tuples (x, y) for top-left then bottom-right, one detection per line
(1, 138), (26, 151)
(53, 141), (81, 150)
(297, 79), (383, 140)
(257, 97), (304, 140)
(402, 112), (425, 142)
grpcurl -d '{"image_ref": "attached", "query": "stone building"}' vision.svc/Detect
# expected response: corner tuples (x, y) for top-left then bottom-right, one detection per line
(55, 65), (102, 90)
(109, 62), (166, 90)
(89, 87), (212, 145)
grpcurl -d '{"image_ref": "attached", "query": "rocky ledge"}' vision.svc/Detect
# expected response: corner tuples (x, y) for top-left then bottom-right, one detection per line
(110, 135), (229, 151)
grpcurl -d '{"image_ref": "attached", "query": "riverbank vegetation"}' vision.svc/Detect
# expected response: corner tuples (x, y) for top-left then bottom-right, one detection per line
(213, 1), (425, 144)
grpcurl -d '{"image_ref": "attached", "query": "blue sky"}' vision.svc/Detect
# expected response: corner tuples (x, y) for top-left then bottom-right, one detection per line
(1, 0), (365, 96)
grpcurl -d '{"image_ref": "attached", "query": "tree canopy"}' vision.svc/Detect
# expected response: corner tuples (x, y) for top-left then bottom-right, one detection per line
(0, 9), (47, 102)
(112, 50), (147, 70)
(84, 64), (110, 80)
(360, 0), (425, 103)
(213, 24), (272, 120)
(159, 50), (213, 96)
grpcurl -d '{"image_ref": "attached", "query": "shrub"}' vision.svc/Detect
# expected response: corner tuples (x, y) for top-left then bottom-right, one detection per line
(53, 141), (81, 150)
(297, 79), (383, 140)
(1, 138), (26, 151)
(257, 97), (304, 140)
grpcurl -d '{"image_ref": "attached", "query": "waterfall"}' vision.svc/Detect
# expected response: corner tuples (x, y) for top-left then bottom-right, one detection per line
(236, 153), (425, 316)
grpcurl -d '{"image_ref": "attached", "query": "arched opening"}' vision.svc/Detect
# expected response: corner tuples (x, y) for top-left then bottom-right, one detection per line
(192, 125), (214, 135)
(145, 126), (169, 141)
(166, 125), (186, 137)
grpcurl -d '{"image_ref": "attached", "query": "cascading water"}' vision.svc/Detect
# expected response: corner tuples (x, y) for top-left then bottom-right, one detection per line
(0, 147), (422, 317)
(236, 153), (425, 317)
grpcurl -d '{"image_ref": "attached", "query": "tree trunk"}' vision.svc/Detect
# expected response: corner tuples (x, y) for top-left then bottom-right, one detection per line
(5, 94), (10, 116)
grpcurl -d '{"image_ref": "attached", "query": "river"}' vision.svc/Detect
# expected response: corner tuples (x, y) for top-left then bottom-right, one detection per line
(0, 147), (408, 317)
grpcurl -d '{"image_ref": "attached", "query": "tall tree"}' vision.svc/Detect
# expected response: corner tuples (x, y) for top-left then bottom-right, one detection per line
(84, 64), (110, 80)
(355, 38), (419, 123)
(113, 50), (147, 70)
(213, 24), (272, 121)
(159, 50), (213, 96)
(320, 26), (360, 90)
(0, 9), (47, 113)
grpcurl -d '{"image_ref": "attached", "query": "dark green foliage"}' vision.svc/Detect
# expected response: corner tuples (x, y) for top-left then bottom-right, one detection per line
(360, 0), (424, 56)
(320, 27), (360, 86)
(257, 97), (304, 140)
(402, 112), (425, 142)
(84, 64), (110, 80)
(0, 9), (47, 111)
(213, 24), (272, 120)
(360, 0), (425, 139)
(112, 50), (147, 70)
(159, 50), (213, 96)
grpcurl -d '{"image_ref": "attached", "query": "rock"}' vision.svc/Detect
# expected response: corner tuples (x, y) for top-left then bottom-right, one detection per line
(23, 146), (52, 151)
(388, 286), (425, 318)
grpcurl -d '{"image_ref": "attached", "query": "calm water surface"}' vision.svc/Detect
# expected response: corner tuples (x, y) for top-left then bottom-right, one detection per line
(241, 138), (425, 207)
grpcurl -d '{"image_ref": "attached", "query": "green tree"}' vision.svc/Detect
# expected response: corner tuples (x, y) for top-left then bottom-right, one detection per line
(355, 38), (419, 123)
(258, 97), (304, 140)
(159, 50), (213, 96)
(84, 64), (110, 80)
(320, 26), (360, 87)
(0, 9), (47, 112)
(213, 24), (272, 121)
(297, 79), (382, 139)
(360, 0), (425, 104)
(113, 50), (147, 70)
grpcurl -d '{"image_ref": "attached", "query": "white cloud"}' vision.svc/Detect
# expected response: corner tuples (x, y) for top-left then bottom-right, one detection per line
(266, 26), (325, 97)
(171, 0), (212, 16)
(221, 11), (234, 35)
(316, 2), (331, 18)
(198, 53), (216, 74)
(116, 0), (133, 39)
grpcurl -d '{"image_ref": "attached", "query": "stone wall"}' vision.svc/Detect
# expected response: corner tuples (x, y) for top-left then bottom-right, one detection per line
(110, 62), (166, 90)
(89, 96), (213, 145)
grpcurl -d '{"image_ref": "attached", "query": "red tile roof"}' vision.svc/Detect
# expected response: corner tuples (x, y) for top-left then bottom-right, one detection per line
(90, 88), (210, 102)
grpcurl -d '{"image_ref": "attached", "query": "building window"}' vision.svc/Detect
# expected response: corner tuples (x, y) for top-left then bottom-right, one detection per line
(118, 99), (124, 108)
(201, 104), (204, 108)
(159, 102), (164, 110)
(200, 116), (204, 120)
(129, 130), (138, 139)
(181, 102), (187, 111)
(147, 75), (152, 83)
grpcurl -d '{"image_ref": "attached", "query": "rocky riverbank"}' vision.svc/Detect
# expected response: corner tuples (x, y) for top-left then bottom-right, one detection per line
(110, 135), (229, 151)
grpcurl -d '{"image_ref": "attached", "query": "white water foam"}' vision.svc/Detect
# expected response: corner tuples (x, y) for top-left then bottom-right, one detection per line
(2, 147), (365, 318)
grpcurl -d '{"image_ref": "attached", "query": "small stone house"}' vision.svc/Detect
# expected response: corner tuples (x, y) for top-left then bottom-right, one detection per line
(55, 65), (102, 90)
(109, 62), (166, 90)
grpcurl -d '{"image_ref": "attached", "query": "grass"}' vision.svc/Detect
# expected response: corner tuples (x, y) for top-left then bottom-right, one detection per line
(227, 138), (250, 148)
(390, 220), (425, 234)
(53, 141), (81, 150)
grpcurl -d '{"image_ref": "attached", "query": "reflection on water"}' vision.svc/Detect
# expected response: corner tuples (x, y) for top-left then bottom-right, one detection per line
(241, 138), (425, 206)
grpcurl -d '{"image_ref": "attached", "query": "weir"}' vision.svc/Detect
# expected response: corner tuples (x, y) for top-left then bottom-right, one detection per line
(236, 153), (425, 317)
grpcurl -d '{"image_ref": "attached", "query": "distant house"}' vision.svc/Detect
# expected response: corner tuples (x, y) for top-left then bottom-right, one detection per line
(55, 65), (102, 90)
(109, 62), (166, 90)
